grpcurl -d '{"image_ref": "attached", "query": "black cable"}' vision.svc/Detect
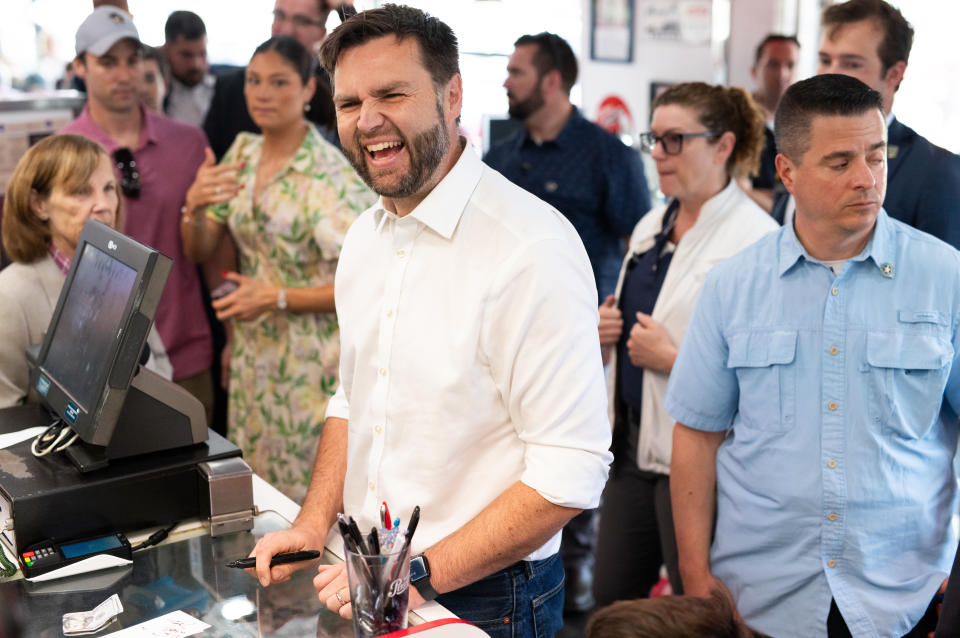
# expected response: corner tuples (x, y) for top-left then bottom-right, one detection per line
(131, 521), (179, 552)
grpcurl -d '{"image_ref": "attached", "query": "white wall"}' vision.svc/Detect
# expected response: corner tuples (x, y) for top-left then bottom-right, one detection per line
(578, 0), (726, 136)
(727, 0), (781, 90)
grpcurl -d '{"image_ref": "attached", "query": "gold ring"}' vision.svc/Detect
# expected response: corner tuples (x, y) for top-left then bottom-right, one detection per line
(335, 589), (346, 607)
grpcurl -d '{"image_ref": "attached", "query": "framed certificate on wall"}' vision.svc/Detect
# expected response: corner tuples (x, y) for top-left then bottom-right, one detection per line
(591, 0), (634, 63)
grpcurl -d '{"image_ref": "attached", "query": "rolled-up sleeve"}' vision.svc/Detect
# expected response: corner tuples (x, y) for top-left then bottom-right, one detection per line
(325, 383), (350, 421)
(482, 234), (613, 510)
(664, 270), (739, 431)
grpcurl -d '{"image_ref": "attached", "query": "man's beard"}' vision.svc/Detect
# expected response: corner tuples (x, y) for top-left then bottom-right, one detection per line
(344, 100), (450, 199)
(507, 86), (545, 121)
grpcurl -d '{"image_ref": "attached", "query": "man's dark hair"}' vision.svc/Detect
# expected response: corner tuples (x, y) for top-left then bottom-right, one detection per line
(586, 591), (771, 638)
(141, 44), (168, 75)
(753, 33), (800, 65)
(775, 74), (884, 162)
(822, 0), (914, 72)
(318, 4), (459, 90)
(252, 36), (316, 85)
(164, 10), (206, 44)
(514, 32), (578, 94)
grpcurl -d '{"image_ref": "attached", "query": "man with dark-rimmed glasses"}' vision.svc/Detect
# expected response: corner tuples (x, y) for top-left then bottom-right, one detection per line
(62, 6), (217, 424)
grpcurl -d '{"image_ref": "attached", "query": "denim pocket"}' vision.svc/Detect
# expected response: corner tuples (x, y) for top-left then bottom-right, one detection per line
(436, 568), (514, 632)
(726, 330), (798, 432)
(864, 331), (952, 439)
(531, 576), (564, 638)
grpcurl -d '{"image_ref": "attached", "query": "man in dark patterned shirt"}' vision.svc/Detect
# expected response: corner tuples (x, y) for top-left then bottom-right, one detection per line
(484, 32), (651, 614)
(484, 32), (651, 304)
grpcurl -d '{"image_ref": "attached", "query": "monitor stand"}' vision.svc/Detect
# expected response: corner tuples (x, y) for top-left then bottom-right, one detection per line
(64, 366), (208, 473)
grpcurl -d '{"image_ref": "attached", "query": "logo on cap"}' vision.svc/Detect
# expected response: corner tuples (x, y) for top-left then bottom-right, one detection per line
(110, 12), (124, 24)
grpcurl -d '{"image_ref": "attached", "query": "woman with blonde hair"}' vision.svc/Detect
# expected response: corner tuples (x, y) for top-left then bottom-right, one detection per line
(0, 134), (170, 407)
(594, 83), (779, 605)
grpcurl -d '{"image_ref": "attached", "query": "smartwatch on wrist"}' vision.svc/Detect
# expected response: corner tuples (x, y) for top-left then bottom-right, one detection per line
(276, 287), (287, 310)
(409, 553), (439, 601)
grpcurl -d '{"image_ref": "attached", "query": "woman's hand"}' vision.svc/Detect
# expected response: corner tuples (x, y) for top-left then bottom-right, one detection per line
(598, 294), (623, 346)
(212, 271), (278, 322)
(626, 312), (678, 374)
(185, 147), (243, 214)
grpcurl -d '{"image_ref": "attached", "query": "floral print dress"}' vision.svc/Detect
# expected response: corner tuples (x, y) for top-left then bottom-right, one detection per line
(209, 124), (375, 502)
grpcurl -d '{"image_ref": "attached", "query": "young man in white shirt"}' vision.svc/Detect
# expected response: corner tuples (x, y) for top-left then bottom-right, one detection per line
(248, 6), (612, 637)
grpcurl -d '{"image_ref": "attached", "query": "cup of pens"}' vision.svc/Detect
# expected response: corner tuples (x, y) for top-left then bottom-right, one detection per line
(339, 504), (420, 638)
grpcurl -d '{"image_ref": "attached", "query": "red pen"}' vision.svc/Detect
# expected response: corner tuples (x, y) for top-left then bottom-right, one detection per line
(382, 501), (392, 530)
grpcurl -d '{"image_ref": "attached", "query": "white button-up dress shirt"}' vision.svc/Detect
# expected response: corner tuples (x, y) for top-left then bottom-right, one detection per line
(326, 143), (613, 560)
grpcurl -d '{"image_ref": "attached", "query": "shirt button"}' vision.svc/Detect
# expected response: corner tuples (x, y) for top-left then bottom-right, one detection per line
(829, 346), (839, 355)
(396, 249), (406, 258)
(379, 368), (387, 377)
(828, 401), (838, 411)
(831, 287), (839, 296)
(386, 309), (394, 318)
(368, 482), (375, 491)
(827, 559), (836, 568)
(375, 425), (383, 434)
(828, 512), (837, 521)
(828, 459), (837, 469)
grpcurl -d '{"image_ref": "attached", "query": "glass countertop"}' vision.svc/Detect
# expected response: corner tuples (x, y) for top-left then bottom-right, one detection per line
(1, 512), (363, 637)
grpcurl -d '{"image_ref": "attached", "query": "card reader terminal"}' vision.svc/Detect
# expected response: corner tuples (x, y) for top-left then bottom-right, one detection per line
(21, 532), (132, 580)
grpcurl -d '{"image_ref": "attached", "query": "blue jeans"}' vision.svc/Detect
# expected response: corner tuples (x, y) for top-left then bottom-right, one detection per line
(435, 553), (565, 638)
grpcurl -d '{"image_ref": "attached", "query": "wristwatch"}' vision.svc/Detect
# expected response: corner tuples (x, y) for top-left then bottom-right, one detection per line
(409, 553), (439, 601)
(276, 287), (287, 310)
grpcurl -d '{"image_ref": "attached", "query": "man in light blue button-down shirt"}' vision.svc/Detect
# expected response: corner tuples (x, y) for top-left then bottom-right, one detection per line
(666, 74), (960, 638)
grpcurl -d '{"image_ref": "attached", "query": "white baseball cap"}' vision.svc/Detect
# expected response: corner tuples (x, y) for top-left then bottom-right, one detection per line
(75, 6), (140, 57)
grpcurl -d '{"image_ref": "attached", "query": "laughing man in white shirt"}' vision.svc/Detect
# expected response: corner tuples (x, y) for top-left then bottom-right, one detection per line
(248, 6), (612, 637)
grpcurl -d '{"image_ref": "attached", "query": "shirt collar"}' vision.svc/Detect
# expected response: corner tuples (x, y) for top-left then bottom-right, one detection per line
(76, 103), (156, 151)
(778, 208), (895, 277)
(373, 138), (482, 240)
(521, 106), (581, 149)
(551, 106), (583, 148)
(690, 178), (739, 227)
(48, 243), (71, 275)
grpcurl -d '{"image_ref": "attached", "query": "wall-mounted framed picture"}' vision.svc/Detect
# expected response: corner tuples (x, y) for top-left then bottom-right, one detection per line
(649, 80), (673, 112)
(591, 0), (635, 63)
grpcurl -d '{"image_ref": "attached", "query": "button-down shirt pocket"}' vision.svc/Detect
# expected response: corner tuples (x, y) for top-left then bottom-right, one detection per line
(726, 330), (798, 432)
(864, 330), (953, 439)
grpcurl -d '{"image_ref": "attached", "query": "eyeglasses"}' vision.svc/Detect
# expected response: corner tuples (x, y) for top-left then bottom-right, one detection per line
(639, 131), (719, 155)
(272, 8), (324, 29)
(113, 148), (140, 199)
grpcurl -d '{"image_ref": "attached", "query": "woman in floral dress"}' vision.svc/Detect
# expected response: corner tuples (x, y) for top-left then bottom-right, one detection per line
(181, 36), (374, 501)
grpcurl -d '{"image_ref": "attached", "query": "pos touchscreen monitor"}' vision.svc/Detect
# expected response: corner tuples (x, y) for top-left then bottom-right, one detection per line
(31, 220), (191, 461)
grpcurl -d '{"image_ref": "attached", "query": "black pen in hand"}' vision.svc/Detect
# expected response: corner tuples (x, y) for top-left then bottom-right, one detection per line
(226, 550), (322, 569)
